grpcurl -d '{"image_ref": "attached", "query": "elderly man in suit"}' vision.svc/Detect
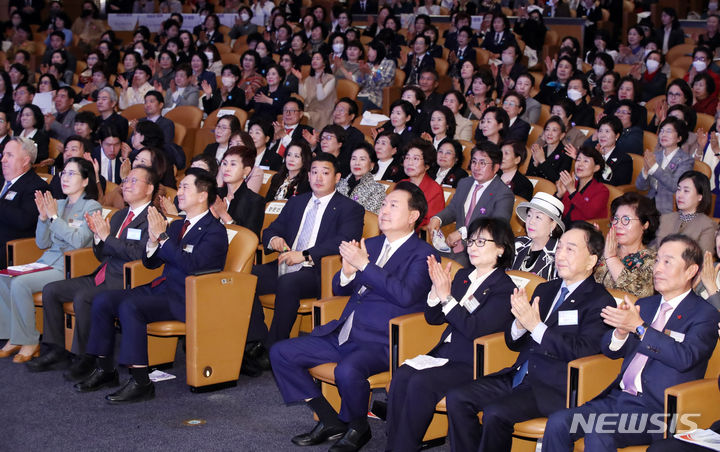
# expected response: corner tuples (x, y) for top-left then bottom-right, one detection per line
(270, 181), (438, 451)
(427, 141), (515, 267)
(28, 166), (158, 381)
(445, 222), (615, 452)
(45, 86), (77, 143)
(0, 137), (49, 269)
(243, 153), (364, 374)
(163, 64), (200, 109)
(542, 234), (720, 451)
(95, 87), (129, 143)
(75, 168), (229, 403)
(268, 98), (314, 158)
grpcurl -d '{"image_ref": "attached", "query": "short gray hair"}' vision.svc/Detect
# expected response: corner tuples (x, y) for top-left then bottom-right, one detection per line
(9, 136), (37, 164)
(98, 86), (118, 104)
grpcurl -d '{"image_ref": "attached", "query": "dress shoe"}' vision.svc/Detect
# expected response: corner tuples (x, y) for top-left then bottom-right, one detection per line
(291, 421), (347, 446)
(240, 354), (263, 378)
(328, 427), (371, 452)
(105, 377), (155, 404)
(0, 345), (20, 358)
(74, 368), (119, 392)
(12, 345), (40, 363)
(254, 344), (271, 371)
(63, 356), (96, 382)
(26, 348), (72, 372)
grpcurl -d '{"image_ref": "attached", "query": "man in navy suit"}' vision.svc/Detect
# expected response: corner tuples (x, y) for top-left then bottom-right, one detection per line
(542, 234), (720, 451)
(75, 168), (229, 403)
(270, 181), (438, 451)
(0, 137), (49, 270)
(446, 222), (614, 452)
(403, 35), (436, 86)
(92, 124), (124, 186)
(28, 167), (157, 381)
(134, 90), (175, 148)
(267, 98), (314, 159)
(244, 154), (364, 371)
(350, 0), (377, 14)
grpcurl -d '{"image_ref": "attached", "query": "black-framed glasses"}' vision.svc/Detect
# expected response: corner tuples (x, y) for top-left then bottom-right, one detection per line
(611, 215), (640, 226)
(464, 237), (495, 247)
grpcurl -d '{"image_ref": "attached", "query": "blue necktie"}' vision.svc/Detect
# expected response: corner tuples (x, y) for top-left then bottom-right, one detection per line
(512, 286), (569, 388)
(0, 180), (11, 198)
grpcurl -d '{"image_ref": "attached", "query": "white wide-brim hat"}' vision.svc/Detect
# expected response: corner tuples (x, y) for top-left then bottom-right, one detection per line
(516, 192), (565, 232)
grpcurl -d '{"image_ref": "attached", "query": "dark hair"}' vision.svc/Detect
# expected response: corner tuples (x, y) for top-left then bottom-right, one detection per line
(600, 71), (621, 93)
(667, 103), (697, 131)
(443, 90), (468, 114)
(9, 63), (28, 85)
(545, 115), (567, 134)
(63, 135), (93, 154)
(74, 111), (97, 130)
(501, 140), (527, 168)
(645, 49), (665, 67)
(222, 145), (257, 169)
(309, 51), (331, 76)
(677, 170), (712, 215)
(134, 64), (152, 79)
(134, 121), (165, 149)
(183, 167), (218, 207)
(190, 51), (208, 70)
(610, 192), (660, 245)
(481, 106), (510, 139)
(567, 221), (605, 265)
(666, 79), (693, 107)
(266, 63), (286, 81)
(135, 147), (167, 196)
(352, 142), (378, 165)
(692, 72), (716, 98)
(345, 40), (366, 60)
(568, 74), (590, 95)
(658, 116), (690, 146)
(248, 119), (274, 142)
(406, 139), (436, 166)
(392, 180), (428, 229)
(375, 130), (400, 151)
(321, 124), (347, 143)
(15, 82), (35, 96)
(577, 146), (605, 178)
(283, 97), (305, 112)
(593, 52), (615, 72)
(336, 97), (358, 119)
(221, 63), (241, 78)
(190, 153), (219, 177)
(144, 90), (164, 104)
(56, 85), (76, 100)
(658, 234), (703, 277)
(131, 164), (160, 200)
(312, 151), (340, 174)
(390, 99), (416, 123)
(21, 104), (44, 129)
(613, 99), (640, 128)
(472, 141), (503, 167)
(64, 157), (99, 200)
(175, 63), (192, 78)
(515, 72), (535, 89)
(38, 73), (59, 91)
(551, 98), (576, 119)
(503, 90), (526, 116)
(467, 217), (515, 269)
(241, 49), (261, 69)
(278, 140), (313, 186)
(431, 106), (457, 141)
(618, 76), (640, 103)
(692, 45), (713, 62)
(0, 71), (12, 97)
(401, 85), (426, 104)
(217, 114), (241, 135)
(597, 115), (623, 136)
(367, 41), (386, 64)
(438, 139), (464, 168)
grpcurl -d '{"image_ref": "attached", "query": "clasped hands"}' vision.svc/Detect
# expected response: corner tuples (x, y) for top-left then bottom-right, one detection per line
(339, 239), (370, 278)
(34, 190), (58, 222)
(601, 295), (643, 339)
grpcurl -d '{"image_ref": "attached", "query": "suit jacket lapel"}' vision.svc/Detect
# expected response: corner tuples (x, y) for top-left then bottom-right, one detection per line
(316, 192), (340, 239)
(544, 277), (591, 326)
(539, 279), (563, 322)
(660, 293), (694, 332)
(180, 212), (213, 245)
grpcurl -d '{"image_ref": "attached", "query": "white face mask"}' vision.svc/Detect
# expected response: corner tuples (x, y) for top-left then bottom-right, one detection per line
(221, 76), (235, 87)
(134, 48), (144, 57)
(332, 43), (344, 54)
(240, 12), (250, 22)
(204, 51), (214, 63)
(645, 59), (660, 73)
(693, 60), (708, 72)
(567, 89), (583, 101)
(593, 64), (606, 77)
(501, 54), (514, 65)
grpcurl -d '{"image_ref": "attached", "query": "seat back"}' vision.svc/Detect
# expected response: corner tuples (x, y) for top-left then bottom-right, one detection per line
(505, 269), (547, 296)
(119, 103), (146, 120)
(696, 113), (714, 134)
(606, 288), (637, 306)
(528, 176), (555, 196)
(694, 160), (712, 180)
(165, 105), (203, 129)
(224, 224), (259, 274)
(259, 170), (276, 198)
(510, 195), (525, 236)
(604, 183), (624, 216)
(173, 123), (186, 147)
(204, 107), (248, 130)
(336, 78), (360, 99)
(363, 211), (379, 239)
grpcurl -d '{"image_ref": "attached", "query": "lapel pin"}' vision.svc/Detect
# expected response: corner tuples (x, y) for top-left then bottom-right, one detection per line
(677, 314), (682, 319)
(482, 288), (489, 295)
(570, 299), (575, 303)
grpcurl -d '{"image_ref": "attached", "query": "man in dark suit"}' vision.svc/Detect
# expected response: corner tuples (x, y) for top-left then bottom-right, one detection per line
(403, 35), (436, 86)
(9, 0), (44, 24)
(542, 234), (720, 451)
(481, 19), (517, 56)
(27, 166), (157, 380)
(95, 87), (129, 142)
(332, 98), (365, 177)
(245, 153), (364, 367)
(449, 26), (478, 76)
(75, 168), (229, 403)
(445, 222), (614, 451)
(92, 124), (123, 186)
(267, 98), (314, 158)
(136, 90), (175, 147)
(270, 181), (438, 451)
(350, 0), (377, 14)
(427, 141), (515, 266)
(418, 69), (444, 111)
(0, 111), (12, 155)
(0, 137), (49, 270)
(46, 86), (77, 143)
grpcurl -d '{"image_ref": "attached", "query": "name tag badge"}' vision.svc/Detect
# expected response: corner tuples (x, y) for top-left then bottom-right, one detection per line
(665, 329), (686, 343)
(183, 244), (194, 253)
(5, 191), (16, 200)
(558, 310), (579, 326)
(68, 219), (82, 228)
(125, 228), (141, 241)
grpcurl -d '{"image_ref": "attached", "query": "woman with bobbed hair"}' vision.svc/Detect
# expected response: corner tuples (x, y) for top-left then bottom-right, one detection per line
(422, 106), (457, 149)
(401, 139), (444, 227)
(654, 170), (717, 251)
(336, 143), (387, 214)
(378, 99), (418, 151)
(428, 139), (468, 188)
(372, 131), (406, 182)
(526, 116), (572, 183)
(595, 192), (660, 298)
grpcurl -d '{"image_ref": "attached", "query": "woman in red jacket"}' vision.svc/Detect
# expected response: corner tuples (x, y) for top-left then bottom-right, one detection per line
(556, 145), (609, 223)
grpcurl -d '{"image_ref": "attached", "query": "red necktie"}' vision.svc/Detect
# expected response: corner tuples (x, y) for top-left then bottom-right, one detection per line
(278, 128), (294, 157)
(94, 211), (135, 286)
(150, 220), (190, 289)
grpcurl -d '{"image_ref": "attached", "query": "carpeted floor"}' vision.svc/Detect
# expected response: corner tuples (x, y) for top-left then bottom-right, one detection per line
(0, 342), (451, 452)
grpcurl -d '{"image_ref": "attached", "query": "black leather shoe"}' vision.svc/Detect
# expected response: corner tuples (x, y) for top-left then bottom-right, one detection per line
(291, 421), (347, 446)
(105, 377), (155, 404)
(63, 356), (96, 382)
(26, 348), (71, 372)
(328, 427), (372, 452)
(254, 344), (271, 371)
(73, 368), (119, 392)
(240, 353), (263, 378)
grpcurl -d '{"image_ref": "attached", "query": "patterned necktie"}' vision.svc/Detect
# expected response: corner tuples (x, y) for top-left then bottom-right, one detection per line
(513, 287), (569, 387)
(287, 199), (321, 273)
(94, 211), (134, 286)
(621, 301), (674, 395)
(106, 160), (113, 183)
(465, 184), (483, 227)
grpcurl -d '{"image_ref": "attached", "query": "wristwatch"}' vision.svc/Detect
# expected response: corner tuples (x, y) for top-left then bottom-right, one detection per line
(158, 232), (170, 242)
(49, 214), (58, 222)
(302, 249), (310, 262)
(634, 322), (648, 339)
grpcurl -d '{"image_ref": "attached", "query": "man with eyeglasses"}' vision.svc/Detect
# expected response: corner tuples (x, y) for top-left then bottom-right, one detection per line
(269, 98), (314, 158)
(27, 166), (158, 381)
(427, 141), (514, 267)
(0, 137), (49, 269)
(45, 86), (78, 143)
(445, 222), (614, 452)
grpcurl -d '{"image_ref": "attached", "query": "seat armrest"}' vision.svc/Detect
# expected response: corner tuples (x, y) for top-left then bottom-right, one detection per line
(665, 378), (720, 435)
(474, 332), (519, 379)
(389, 312), (445, 374)
(312, 296), (350, 328)
(64, 247), (100, 278)
(123, 259), (164, 289)
(6, 238), (45, 266)
(567, 354), (622, 408)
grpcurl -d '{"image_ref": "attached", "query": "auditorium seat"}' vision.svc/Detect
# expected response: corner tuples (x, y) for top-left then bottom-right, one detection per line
(528, 176), (555, 197)
(203, 107), (248, 131)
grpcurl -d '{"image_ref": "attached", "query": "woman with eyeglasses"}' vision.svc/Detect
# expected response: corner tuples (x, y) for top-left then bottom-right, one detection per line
(385, 217), (516, 452)
(512, 192), (565, 280)
(0, 156), (100, 363)
(595, 192), (659, 298)
(401, 139), (444, 227)
(654, 170), (717, 252)
(647, 79), (692, 133)
(203, 114), (241, 165)
(336, 143), (387, 214)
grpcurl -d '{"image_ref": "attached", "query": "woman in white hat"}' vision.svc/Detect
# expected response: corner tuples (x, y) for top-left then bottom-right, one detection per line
(512, 192), (565, 280)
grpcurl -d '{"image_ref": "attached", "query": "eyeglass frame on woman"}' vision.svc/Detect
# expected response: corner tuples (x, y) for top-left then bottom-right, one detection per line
(611, 215), (641, 226)
(463, 237), (495, 247)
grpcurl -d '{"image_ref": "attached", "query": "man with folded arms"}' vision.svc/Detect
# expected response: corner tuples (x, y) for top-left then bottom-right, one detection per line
(542, 234), (720, 451)
(27, 166), (157, 381)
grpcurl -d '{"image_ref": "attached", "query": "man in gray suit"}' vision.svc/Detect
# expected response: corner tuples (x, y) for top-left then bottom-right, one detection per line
(45, 87), (77, 143)
(163, 64), (200, 110)
(428, 141), (515, 266)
